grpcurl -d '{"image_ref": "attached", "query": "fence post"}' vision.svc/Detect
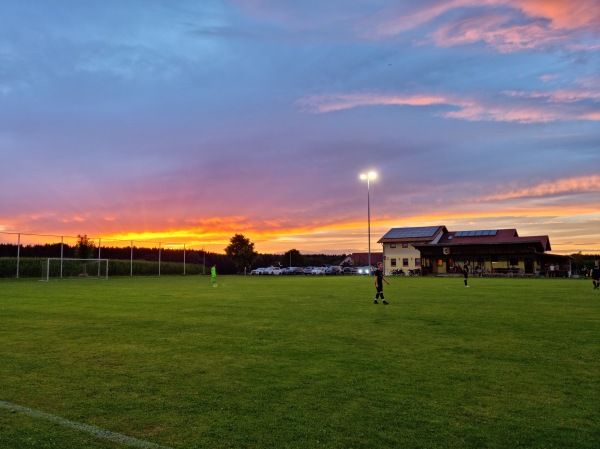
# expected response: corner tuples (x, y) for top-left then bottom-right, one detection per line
(130, 241), (134, 277)
(16, 233), (21, 279)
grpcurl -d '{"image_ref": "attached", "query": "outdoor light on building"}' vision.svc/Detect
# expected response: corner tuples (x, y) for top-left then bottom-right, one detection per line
(359, 171), (378, 270)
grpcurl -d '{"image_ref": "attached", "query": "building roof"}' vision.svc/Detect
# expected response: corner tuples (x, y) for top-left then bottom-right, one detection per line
(378, 226), (446, 243)
(417, 228), (552, 252)
(350, 252), (383, 265)
(439, 228), (517, 244)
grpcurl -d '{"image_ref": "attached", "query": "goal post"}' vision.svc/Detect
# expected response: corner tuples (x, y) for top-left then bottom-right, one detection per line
(42, 258), (109, 282)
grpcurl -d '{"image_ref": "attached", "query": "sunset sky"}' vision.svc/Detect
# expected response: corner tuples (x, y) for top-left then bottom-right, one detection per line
(1, 0), (599, 255)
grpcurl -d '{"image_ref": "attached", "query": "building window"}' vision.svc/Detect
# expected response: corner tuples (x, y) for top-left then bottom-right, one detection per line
(415, 258), (421, 267)
(403, 258), (409, 267)
(390, 258), (397, 267)
(390, 243), (396, 248)
(402, 243), (409, 248)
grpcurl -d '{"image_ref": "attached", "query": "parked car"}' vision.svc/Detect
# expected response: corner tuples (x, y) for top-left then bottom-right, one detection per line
(311, 267), (326, 275)
(251, 267), (266, 275)
(342, 267), (357, 275)
(302, 267), (314, 275)
(325, 266), (342, 275)
(287, 267), (304, 275)
(357, 266), (373, 275)
(264, 266), (281, 275)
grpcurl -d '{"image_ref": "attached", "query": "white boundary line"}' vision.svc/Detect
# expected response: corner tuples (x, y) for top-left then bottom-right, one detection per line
(0, 401), (173, 449)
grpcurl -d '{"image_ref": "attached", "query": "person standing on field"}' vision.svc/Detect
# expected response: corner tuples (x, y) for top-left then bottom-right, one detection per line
(211, 264), (217, 286)
(374, 262), (389, 304)
(463, 263), (470, 287)
(590, 260), (600, 290)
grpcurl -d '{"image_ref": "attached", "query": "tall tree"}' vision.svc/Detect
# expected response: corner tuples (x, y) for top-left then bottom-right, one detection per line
(74, 234), (96, 259)
(282, 249), (303, 267)
(225, 234), (257, 273)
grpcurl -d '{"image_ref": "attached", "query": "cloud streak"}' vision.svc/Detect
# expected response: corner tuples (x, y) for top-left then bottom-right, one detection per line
(483, 175), (600, 201)
(297, 82), (600, 123)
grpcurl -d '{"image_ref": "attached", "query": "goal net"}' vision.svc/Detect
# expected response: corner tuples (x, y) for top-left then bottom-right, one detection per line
(42, 258), (109, 281)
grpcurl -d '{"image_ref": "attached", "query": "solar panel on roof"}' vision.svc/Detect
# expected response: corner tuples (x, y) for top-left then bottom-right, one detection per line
(455, 230), (497, 237)
(384, 226), (440, 239)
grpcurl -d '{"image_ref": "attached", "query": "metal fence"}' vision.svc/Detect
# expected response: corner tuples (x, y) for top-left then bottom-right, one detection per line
(0, 231), (208, 278)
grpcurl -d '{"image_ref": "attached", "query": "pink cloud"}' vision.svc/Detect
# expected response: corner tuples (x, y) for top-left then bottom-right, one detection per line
(483, 175), (600, 201)
(297, 83), (600, 123)
(366, 0), (600, 51)
(441, 102), (564, 123)
(430, 12), (567, 52)
(504, 88), (600, 103)
(296, 93), (450, 113)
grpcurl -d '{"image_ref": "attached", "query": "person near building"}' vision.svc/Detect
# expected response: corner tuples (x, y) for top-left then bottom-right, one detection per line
(463, 263), (470, 287)
(373, 262), (390, 304)
(590, 260), (600, 290)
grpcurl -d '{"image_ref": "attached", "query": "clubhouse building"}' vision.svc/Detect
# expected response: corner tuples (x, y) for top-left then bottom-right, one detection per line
(377, 226), (572, 277)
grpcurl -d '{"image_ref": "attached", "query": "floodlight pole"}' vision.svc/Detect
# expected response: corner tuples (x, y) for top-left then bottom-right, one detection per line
(367, 179), (371, 269)
(360, 171), (377, 271)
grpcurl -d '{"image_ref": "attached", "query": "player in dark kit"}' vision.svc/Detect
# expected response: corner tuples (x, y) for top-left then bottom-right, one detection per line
(463, 263), (470, 287)
(374, 262), (390, 304)
(590, 260), (600, 290)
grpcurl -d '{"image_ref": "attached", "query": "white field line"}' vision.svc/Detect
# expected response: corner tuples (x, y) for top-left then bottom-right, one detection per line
(0, 401), (173, 449)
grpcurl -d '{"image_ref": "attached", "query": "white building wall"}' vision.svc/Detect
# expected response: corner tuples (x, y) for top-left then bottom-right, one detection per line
(383, 243), (422, 275)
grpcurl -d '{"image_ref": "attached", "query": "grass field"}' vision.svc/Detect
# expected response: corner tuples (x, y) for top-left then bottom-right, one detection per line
(0, 275), (598, 449)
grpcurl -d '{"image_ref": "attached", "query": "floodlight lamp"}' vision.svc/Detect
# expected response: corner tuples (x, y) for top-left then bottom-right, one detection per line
(360, 171), (378, 181)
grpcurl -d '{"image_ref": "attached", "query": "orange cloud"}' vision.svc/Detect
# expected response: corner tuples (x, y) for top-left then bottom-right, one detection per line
(367, 0), (600, 51)
(515, 0), (600, 30)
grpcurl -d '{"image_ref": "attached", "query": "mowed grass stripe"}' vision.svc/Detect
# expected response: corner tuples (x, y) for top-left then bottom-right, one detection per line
(0, 275), (598, 449)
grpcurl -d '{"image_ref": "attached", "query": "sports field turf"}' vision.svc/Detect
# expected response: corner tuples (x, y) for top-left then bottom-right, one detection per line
(1, 275), (598, 448)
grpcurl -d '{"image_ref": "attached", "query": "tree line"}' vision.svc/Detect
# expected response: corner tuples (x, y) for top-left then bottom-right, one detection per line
(0, 233), (348, 275)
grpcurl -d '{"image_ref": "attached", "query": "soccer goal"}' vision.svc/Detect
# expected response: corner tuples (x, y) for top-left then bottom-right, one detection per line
(42, 258), (109, 282)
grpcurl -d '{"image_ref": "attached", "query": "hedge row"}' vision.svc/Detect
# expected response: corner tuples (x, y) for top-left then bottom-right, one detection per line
(0, 258), (205, 278)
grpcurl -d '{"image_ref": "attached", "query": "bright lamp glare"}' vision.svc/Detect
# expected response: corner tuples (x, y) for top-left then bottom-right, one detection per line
(360, 171), (378, 181)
